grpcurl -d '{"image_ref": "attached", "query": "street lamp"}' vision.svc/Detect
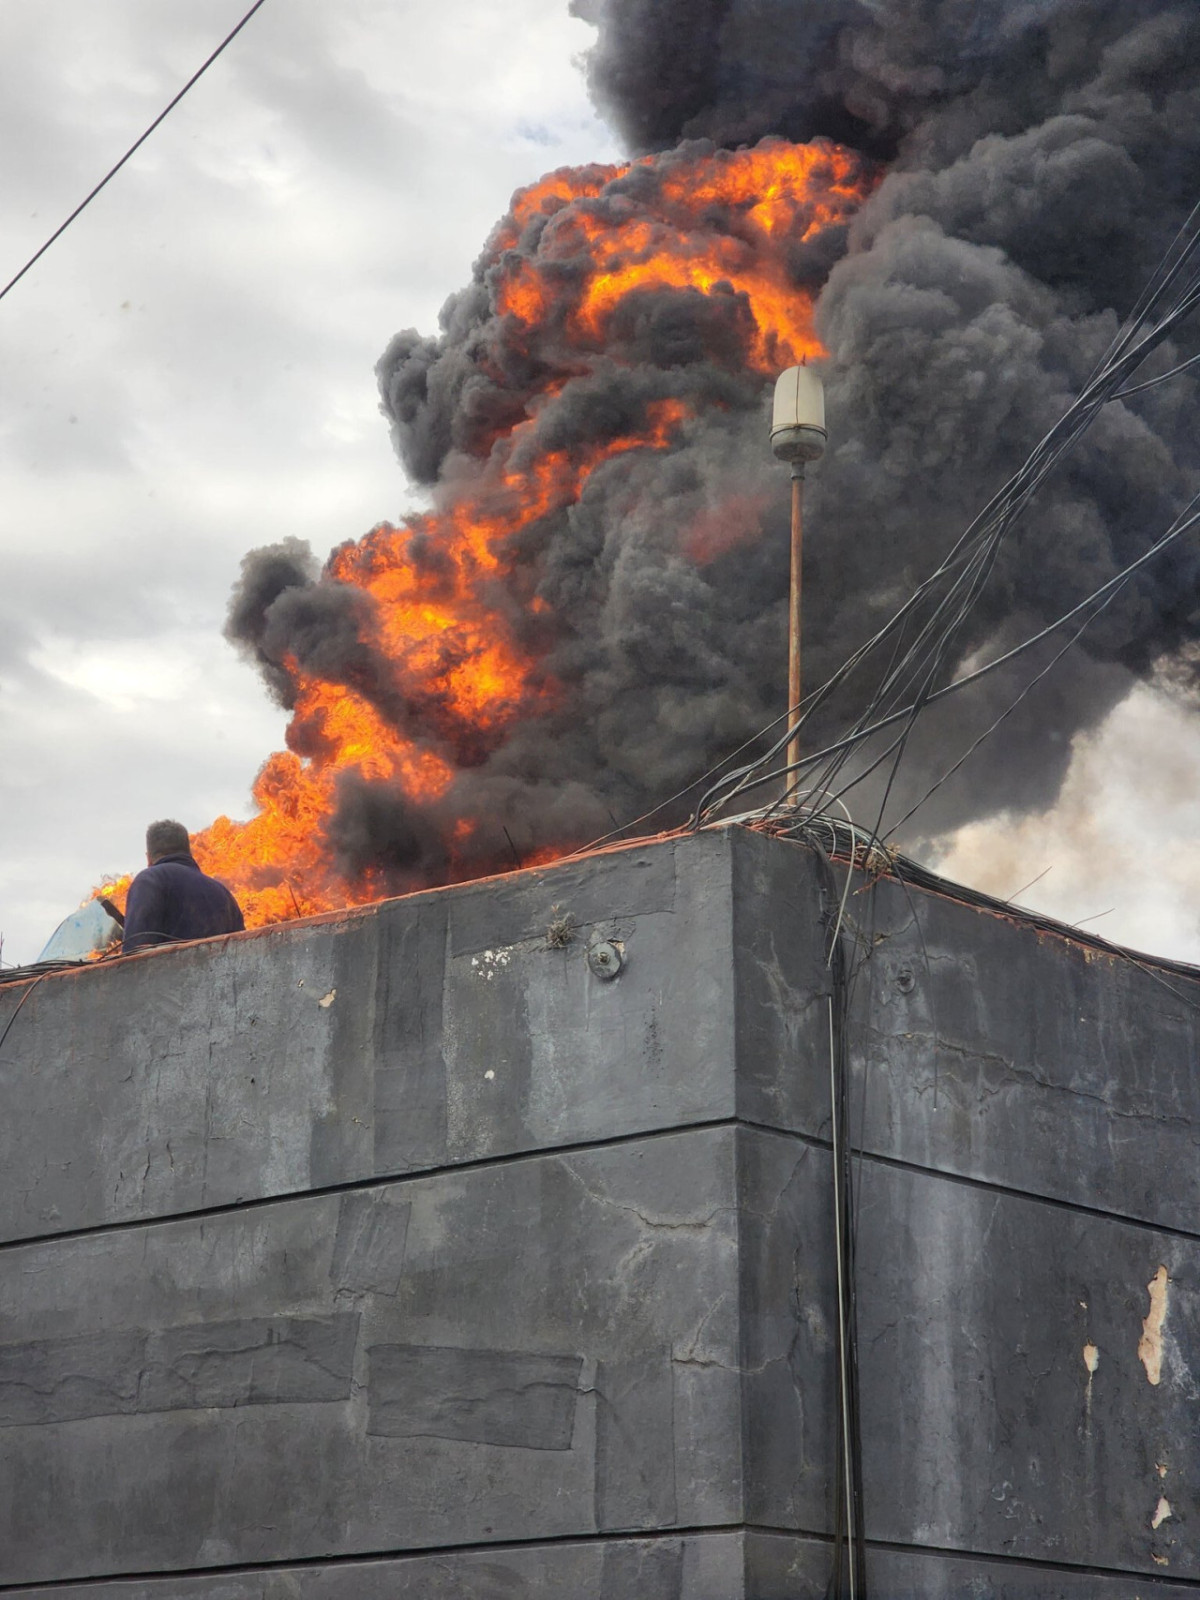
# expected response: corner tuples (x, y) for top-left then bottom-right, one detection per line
(771, 365), (826, 789)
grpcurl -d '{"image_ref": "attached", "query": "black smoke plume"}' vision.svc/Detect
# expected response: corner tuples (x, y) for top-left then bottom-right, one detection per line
(572, 0), (1200, 827)
(230, 0), (1200, 889)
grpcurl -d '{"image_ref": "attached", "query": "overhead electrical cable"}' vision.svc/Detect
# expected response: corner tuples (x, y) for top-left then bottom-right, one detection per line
(689, 494), (1200, 821)
(0, 973), (49, 1058)
(882, 489), (1200, 838)
(850, 292), (1200, 832)
(859, 239), (1200, 837)
(690, 200), (1200, 833)
(0, 0), (271, 307)
(697, 487), (1200, 822)
(1113, 348), (1200, 399)
(1085, 196), (1200, 384)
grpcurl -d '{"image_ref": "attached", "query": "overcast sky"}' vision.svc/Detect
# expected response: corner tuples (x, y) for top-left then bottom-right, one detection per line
(2, 0), (1199, 968)
(0, 0), (618, 964)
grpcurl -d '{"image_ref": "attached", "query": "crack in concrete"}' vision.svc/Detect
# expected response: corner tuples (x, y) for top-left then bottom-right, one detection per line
(866, 1026), (1196, 1128)
(555, 1159), (732, 1235)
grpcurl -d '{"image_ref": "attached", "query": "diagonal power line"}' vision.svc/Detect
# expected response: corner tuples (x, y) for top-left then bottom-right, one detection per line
(0, 0), (270, 307)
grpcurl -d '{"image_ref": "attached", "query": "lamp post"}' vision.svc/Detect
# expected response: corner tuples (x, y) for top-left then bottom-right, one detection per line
(770, 365), (826, 789)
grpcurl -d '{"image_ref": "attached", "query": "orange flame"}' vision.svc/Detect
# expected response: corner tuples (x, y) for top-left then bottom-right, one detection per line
(496, 139), (865, 370)
(101, 138), (869, 929)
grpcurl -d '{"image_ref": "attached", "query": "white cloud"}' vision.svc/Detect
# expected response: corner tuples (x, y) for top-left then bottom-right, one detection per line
(28, 637), (202, 712)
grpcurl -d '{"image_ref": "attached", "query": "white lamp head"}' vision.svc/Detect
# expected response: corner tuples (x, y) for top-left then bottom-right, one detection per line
(771, 365), (826, 466)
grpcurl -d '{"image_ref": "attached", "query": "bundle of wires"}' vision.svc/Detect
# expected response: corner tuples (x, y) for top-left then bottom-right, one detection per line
(0, 958), (89, 988)
(688, 198), (1200, 843)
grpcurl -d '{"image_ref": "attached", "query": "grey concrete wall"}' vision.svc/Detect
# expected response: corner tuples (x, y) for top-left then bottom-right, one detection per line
(738, 1129), (1200, 1581)
(4, 1123), (1197, 1588)
(6, 828), (1194, 1250)
(0, 836), (737, 1246)
(3, 826), (1199, 1594)
(0, 1128), (743, 1585)
(729, 828), (1200, 1233)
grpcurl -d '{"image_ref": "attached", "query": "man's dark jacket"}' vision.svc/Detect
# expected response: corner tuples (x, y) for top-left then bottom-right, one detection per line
(122, 853), (244, 953)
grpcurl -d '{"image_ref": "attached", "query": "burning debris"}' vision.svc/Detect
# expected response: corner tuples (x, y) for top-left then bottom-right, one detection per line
(111, 2), (1200, 928)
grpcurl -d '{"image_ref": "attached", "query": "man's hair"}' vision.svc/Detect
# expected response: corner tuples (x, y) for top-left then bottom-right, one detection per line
(146, 819), (192, 862)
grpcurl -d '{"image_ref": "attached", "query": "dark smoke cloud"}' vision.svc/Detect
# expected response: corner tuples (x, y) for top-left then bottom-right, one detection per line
(328, 771), (449, 882)
(565, 0), (1200, 836)
(225, 537), (318, 708)
(573, 0), (1195, 173)
(225, 536), (384, 722)
(234, 0), (1200, 889)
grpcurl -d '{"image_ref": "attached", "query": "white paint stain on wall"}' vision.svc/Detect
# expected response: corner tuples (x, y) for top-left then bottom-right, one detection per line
(1082, 1343), (1099, 1374)
(1152, 1497), (1173, 1530)
(1138, 1266), (1169, 1386)
(471, 949), (514, 981)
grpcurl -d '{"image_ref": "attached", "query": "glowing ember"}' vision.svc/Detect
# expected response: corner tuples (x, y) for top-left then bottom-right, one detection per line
(97, 137), (870, 929)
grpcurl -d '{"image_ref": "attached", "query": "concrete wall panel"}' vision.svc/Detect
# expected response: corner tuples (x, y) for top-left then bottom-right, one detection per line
(726, 828), (1200, 1233)
(13, 827), (1196, 1247)
(854, 1156), (1200, 1580)
(0, 836), (735, 1246)
(729, 829), (830, 1138)
(0, 1128), (742, 1586)
(734, 1124), (1200, 1582)
(851, 873), (1200, 1232)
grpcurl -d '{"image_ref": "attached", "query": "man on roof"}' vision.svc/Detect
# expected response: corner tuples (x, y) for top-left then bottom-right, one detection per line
(122, 819), (244, 954)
